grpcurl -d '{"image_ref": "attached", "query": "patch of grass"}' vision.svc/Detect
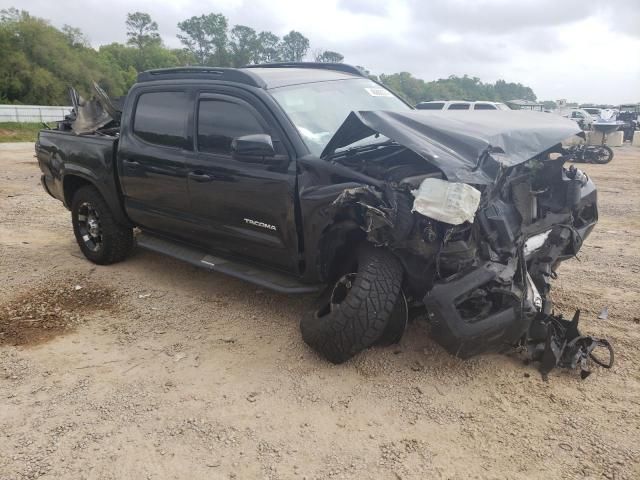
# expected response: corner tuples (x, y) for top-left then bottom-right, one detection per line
(0, 122), (43, 143)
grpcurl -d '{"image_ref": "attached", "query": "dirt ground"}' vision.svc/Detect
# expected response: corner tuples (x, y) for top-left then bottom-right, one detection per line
(1, 142), (639, 480)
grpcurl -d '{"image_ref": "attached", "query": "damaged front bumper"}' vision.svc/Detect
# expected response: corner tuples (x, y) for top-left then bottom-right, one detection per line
(424, 260), (532, 358)
(422, 170), (604, 375)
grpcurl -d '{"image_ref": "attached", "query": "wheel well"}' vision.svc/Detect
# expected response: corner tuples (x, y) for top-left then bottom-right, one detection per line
(63, 175), (93, 207)
(319, 222), (365, 282)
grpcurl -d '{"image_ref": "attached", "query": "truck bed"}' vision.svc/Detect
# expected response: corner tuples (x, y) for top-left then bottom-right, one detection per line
(36, 129), (125, 222)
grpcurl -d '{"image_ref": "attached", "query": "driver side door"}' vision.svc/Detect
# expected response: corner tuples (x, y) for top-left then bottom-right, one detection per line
(183, 91), (299, 272)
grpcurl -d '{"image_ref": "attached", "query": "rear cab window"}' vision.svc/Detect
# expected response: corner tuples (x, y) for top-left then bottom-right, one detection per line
(417, 102), (445, 110)
(473, 103), (497, 110)
(447, 103), (470, 110)
(133, 91), (192, 149)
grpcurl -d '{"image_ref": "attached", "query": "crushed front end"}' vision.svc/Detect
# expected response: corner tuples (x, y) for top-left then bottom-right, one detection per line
(315, 110), (612, 377)
(423, 154), (598, 360)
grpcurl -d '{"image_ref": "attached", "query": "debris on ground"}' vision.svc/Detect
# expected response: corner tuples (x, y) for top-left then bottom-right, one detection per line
(0, 275), (117, 346)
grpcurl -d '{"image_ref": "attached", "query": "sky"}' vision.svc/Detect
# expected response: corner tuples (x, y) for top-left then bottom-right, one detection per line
(5, 0), (640, 104)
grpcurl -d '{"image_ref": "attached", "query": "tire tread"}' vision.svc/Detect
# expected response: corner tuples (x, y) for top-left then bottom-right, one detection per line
(300, 244), (403, 363)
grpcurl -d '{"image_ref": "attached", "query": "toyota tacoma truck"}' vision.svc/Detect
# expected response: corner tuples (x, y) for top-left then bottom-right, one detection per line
(36, 63), (611, 377)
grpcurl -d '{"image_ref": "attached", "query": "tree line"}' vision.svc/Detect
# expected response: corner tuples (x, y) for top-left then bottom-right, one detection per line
(0, 8), (538, 107)
(379, 72), (537, 106)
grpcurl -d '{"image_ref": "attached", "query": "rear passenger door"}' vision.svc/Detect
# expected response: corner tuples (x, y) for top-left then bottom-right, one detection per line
(118, 89), (196, 235)
(183, 91), (299, 272)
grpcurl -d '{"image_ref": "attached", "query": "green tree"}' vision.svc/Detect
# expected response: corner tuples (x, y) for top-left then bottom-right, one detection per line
(177, 13), (228, 65)
(0, 10), (130, 104)
(279, 30), (309, 62)
(126, 12), (160, 50)
(0, 7), (22, 22)
(494, 79), (536, 102)
(171, 48), (197, 66)
(62, 25), (88, 48)
(379, 72), (426, 104)
(314, 50), (344, 63)
(378, 73), (538, 105)
(229, 25), (258, 67)
(0, 8), (541, 108)
(99, 42), (181, 74)
(256, 31), (280, 62)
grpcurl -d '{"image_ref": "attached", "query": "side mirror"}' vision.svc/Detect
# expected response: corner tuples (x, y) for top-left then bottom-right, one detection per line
(231, 134), (276, 159)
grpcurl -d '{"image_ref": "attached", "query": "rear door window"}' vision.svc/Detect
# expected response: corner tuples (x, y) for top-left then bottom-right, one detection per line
(197, 99), (266, 155)
(417, 102), (445, 110)
(448, 103), (470, 110)
(133, 91), (191, 149)
(473, 103), (497, 110)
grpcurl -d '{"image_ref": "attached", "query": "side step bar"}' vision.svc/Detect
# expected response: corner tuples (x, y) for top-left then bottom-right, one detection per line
(136, 232), (321, 294)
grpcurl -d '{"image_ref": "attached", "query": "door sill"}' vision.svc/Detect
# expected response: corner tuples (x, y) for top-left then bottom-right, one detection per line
(136, 231), (321, 294)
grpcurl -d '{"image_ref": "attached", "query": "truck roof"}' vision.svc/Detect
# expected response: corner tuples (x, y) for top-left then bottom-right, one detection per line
(137, 63), (364, 90)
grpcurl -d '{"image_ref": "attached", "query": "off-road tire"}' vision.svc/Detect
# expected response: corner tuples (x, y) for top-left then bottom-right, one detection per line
(300, 244), (403, 363)
(593, 145), (613, 164)
(71, 185), (133, 265)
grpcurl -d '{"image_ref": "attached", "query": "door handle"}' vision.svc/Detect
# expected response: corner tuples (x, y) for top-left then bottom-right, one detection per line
(122, 160), (140, 168)
(188, 171), (214, 182)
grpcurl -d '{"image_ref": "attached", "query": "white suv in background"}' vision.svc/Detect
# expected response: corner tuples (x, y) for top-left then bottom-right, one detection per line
(415, 100), (511, 111)
(558, 108), (594, 130)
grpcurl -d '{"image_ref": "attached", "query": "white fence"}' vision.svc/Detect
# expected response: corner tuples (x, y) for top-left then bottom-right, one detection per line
(0, 104), (72, 123)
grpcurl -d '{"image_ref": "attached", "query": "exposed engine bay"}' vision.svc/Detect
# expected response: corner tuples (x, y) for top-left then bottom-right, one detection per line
(307, 110), (613, 378)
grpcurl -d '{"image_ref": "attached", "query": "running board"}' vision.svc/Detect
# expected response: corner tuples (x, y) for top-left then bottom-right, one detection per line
(136, 232), (321, 294)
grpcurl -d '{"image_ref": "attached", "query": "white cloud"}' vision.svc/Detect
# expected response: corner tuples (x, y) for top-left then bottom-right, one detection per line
(3, 0), (639, 103)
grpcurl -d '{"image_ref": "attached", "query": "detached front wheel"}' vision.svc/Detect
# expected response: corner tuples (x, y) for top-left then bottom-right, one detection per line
(71, 185), (133, 265)
(300, 244), (403, 364)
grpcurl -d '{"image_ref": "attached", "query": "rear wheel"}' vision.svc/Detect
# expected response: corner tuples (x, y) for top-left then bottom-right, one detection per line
(593, 145), (613, 164)
(71, 185), (133, 265)
(300, 244), (403, 363)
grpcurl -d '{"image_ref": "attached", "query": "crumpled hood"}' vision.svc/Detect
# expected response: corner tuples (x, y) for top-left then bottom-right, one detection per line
(321, 110), (582, 184)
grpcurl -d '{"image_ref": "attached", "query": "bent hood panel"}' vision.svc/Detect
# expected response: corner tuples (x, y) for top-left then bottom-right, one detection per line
(321, 110), (582, 184)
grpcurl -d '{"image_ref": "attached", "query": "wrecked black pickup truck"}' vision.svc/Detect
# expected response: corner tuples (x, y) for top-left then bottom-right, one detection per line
(36, 63), (612, 377)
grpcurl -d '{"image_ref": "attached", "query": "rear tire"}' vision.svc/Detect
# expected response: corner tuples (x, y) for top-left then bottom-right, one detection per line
(300, 244), (403, 364)
(594, 145), (613, 164)
(71, 185), (133, 265)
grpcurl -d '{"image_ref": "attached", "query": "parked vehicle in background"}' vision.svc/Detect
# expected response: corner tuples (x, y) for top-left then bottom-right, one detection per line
(582, 107), (602, 120)
(617, 104), (639, 141)
(415, 100), (511, 111)
(506, 99), (544, 111)
(566, 143), (613, 164)
(559, 108), (594, 130)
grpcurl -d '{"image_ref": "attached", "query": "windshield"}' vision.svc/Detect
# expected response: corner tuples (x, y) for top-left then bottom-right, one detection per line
(270, 78), (411, 155)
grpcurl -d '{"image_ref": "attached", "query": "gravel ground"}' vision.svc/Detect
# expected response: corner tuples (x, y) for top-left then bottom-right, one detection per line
(1, 142), (639, 480)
